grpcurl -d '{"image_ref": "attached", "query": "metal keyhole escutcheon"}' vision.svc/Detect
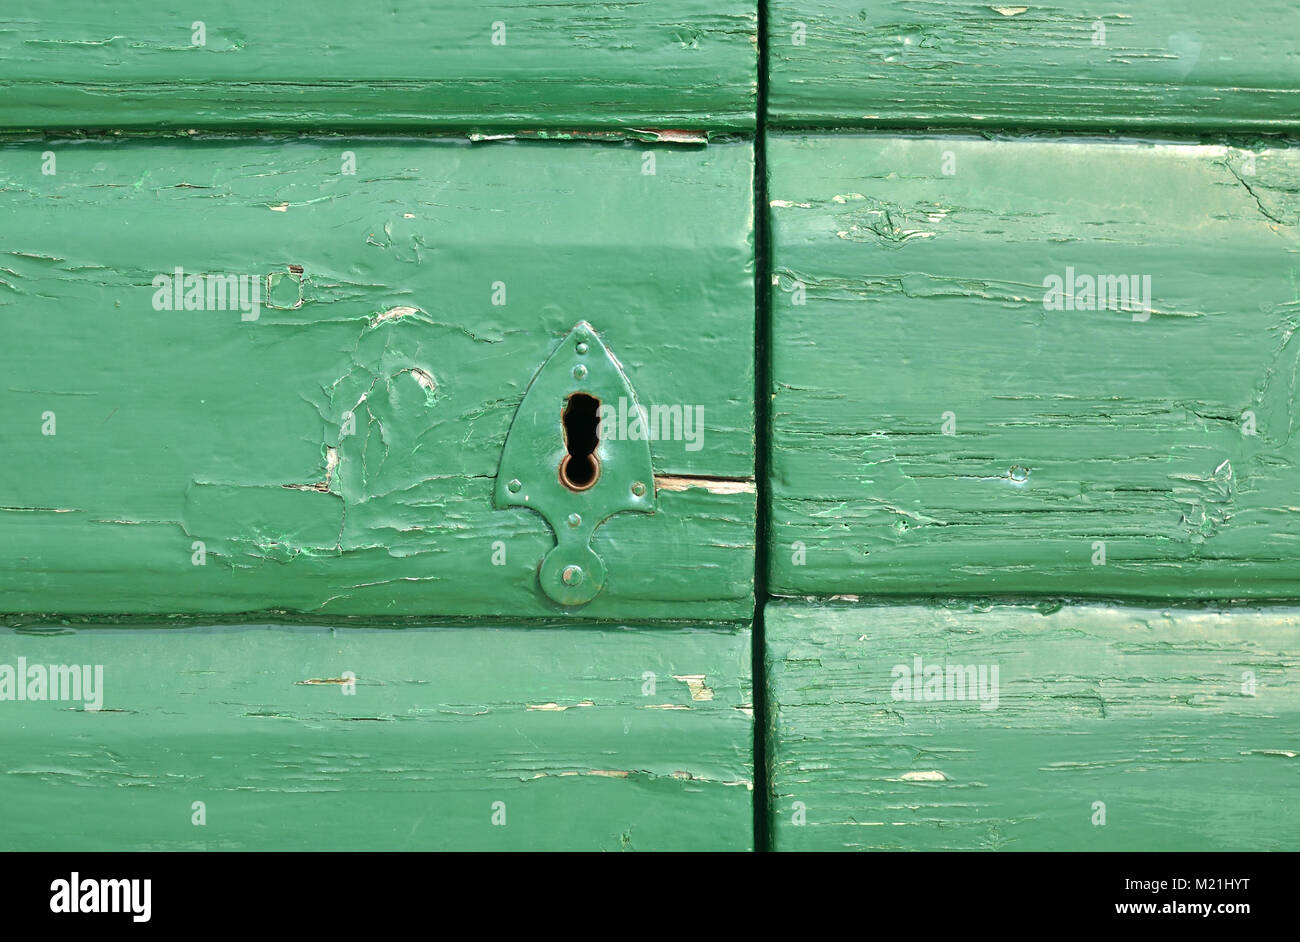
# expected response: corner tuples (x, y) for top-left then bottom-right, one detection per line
(493, 322), (656, 606)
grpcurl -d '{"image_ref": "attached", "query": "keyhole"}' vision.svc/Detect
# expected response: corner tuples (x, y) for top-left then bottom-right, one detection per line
(559, 393), (601, 491)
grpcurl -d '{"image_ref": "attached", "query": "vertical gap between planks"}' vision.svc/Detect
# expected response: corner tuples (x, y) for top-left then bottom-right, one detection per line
(751, 0), (773, 854)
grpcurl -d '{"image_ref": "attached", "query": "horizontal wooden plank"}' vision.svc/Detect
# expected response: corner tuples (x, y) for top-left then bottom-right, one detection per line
(1, 136), (755, 620)
(766, 600), (1300, 851)
(768, 133), (1300, 600)
(0, 621), (753, 850)
(768, 1), (1300, 130)
(0, 1), (756, 130)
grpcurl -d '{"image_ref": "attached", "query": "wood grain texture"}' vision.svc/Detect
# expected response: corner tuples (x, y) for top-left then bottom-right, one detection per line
(768, 133), (1300, 600)
(0, 621), (752, 850)
(0, 1), (756, 131)
(766, 600), (1300, 851)
(768, 1), (1300, 130)
(1, 136), (755, 620)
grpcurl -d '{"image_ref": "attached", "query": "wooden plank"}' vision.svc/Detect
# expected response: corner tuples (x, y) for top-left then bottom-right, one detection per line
(768, 1), (1300, 130)
(768, 133), (1300, 600)
(0, 1), (756, 131)
(766, 600), (1300, 851)
(0, 620), (753, 850)
(1, 136), (755, 620)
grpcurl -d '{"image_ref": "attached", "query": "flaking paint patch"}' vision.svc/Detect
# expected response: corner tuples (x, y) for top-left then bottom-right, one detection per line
(527, 700), (595, 712)
(397, 367), (437, 392)
(899, 770), (949, 782)
(673, 674), (714, 701)
(296, 676), (355, 685)
(281, 446), (339, 494)
(656, 475), (756, 495)
(371, 305), (420, 326)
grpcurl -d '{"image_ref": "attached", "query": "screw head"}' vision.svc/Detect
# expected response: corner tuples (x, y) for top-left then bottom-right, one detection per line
(630, 481), (647, 497)
(572, 364), (588, 380)
(567, 513), (582, 528)
(561, 565), (584, 586)
(576, 342), (589, 355)
(507, 478), (522, 493)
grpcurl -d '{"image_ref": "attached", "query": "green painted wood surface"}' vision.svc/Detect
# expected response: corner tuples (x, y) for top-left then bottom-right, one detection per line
(0, 1), (756, 131)
(768, 1), (1300, 130)
(766, 600), (1300, 851)
(0, 620), (752, 850)
(768, 133), (1300, 600)
(1, 136), (755, 620)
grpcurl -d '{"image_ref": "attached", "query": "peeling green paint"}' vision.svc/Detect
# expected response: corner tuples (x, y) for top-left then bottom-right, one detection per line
(0, 621), (753, 850)
(766, 600), (1300, 851)
(768, 133), (1300, 600)
(0, 136), (756, 619)
(0, 1), (758, 131)
(768, 1), (1300, 130)
(7, 3), (1300, 856)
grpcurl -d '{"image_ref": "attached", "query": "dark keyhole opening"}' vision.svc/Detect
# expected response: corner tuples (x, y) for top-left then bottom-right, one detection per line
(559, 393), (601, 491)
